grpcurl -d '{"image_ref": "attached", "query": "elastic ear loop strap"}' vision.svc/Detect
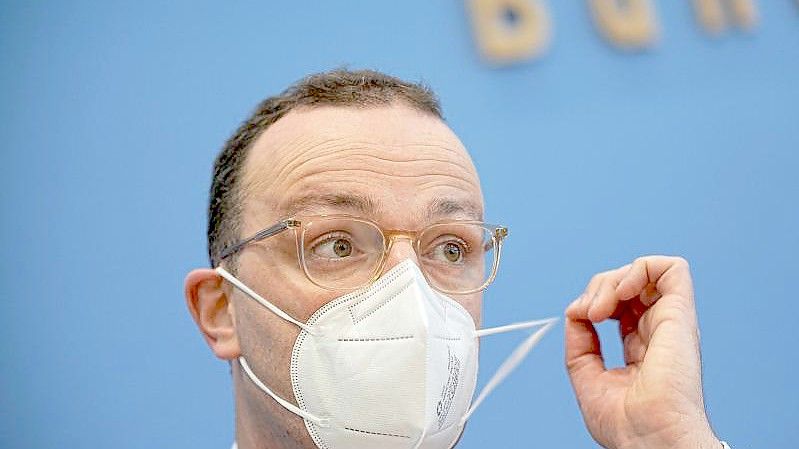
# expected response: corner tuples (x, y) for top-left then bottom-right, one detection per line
(239, 357), (329, 427)
(462, 317), (560, 423)
(215, 268), (327, 426)
(215, 267), (314, 334)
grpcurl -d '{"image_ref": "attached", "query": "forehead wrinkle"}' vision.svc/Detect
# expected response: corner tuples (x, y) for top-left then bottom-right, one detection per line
(338, 152), (472, 169)
(277, 150), (482, 216)
(286, 142), (473, 171)
(266, 135), (475, 187)
(416, 178), (479, 190)
(239, 136), (357, 228)
(242, 130), (482, 222)
(276, 171), (480, 222)
(246, 135), (355, 195)
(389, 141), (472, 159)
(240, 132), (318, 196)
(290, 169), (481, 203)
(278, 148), (479, 191)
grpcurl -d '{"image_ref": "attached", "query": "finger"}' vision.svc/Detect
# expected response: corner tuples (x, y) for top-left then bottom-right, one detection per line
(623, 331), (646, 365)
(587, 274), (620, 322)
(615, 257), (655, 304)
(609, 293), (646, 320)
(566, 267), (627, 320)
(616, 256), (693, 305)
(586, 265), (632, 323)
(638, 293), (698, 342)
(578, 271), (608, 316)
(564, 294), (586, 319)
(566, 271), (605, 318)
(618, 303), (641, 341)
(634, 295), (703, 378)
(564, 318), (605, 397)
(618, 298), (649, 365)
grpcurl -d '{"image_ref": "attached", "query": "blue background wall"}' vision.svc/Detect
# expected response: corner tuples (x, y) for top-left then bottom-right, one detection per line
(2, 1), (797, 448)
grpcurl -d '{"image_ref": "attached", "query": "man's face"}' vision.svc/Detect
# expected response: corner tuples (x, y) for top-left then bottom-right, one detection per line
(225, 103), (484, 447)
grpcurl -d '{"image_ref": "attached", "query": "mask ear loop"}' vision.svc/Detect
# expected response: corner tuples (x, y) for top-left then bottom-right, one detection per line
(216, 268), (328, 427)
(215, 267), (316, 335)
(239, 357), (330, 428)
(461, 317), (559, 424)
(474, 317), (559, 337)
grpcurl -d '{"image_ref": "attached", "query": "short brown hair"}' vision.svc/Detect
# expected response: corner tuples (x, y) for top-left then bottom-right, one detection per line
(207, 69), (443, 267)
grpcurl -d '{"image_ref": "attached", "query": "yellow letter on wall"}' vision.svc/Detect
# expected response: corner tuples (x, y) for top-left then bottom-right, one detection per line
(467, 0), (551, 64)
(693, 0), (758, 34)
(587, 0), (659, 49)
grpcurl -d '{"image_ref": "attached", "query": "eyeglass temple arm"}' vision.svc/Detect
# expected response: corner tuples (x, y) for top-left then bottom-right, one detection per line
(215, 221), (292, 265)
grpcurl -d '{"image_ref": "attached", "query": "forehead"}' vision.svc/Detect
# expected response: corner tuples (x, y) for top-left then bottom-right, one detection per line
(239, 104), (483, 230)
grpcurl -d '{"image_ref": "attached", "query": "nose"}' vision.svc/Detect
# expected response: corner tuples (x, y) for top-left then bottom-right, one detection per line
(380, 236), (419, 275)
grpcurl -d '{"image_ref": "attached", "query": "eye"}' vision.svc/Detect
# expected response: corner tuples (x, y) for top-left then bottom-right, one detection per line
(442, 242), (462, 262)
(311, 234), (355, 259)
(429, 239), (469, 264)
(332, 238), (352, 257)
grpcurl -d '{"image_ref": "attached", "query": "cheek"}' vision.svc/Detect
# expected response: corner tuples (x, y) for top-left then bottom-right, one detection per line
(231, 268), (342, 400)
(239, 244), (340, 322)
(233, 293), (299, 363)
(229, 254), (323, 357)
(455, 293), (482, 328)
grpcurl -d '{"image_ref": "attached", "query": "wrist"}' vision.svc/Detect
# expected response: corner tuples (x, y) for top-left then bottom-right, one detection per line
(674, 427), (720, 449)
(628, 420), (718, 449)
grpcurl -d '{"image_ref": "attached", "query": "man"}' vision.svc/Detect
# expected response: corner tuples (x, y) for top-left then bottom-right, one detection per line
(185, 69), (724, 448)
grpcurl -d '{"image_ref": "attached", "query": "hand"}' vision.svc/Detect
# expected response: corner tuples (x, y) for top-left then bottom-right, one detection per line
(564, 256), (719, 449)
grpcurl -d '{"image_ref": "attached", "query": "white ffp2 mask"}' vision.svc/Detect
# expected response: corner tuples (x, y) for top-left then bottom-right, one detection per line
(217, 259), (557, 449)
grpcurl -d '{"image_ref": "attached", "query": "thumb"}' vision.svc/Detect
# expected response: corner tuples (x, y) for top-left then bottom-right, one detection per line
(564, 317), (606, 399)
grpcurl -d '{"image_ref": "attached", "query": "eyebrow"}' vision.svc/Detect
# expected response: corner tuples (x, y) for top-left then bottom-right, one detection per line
(282, 193), (483, 221)
(428, 198), (483, 221)
(283, 193), (378, 217)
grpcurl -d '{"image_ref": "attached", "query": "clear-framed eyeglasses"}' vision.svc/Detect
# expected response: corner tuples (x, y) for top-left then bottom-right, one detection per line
(215, 215), (508, 295)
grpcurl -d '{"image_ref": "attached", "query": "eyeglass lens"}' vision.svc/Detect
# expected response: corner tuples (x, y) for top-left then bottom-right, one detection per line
(300, 217), (496, 293)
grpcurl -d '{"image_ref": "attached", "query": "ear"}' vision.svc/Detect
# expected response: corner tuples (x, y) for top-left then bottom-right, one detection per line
(184, 268), (241, 360)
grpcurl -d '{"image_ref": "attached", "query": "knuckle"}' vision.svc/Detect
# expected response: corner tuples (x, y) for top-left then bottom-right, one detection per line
(663, 255), (691, 271)
(674, 256), (690, 269)
(601, 268), (618, 277)
(639, 254), (690, 270)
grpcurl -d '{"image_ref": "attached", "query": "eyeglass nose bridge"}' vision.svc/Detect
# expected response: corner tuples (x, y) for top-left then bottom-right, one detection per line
(380, 229), (423, 266)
